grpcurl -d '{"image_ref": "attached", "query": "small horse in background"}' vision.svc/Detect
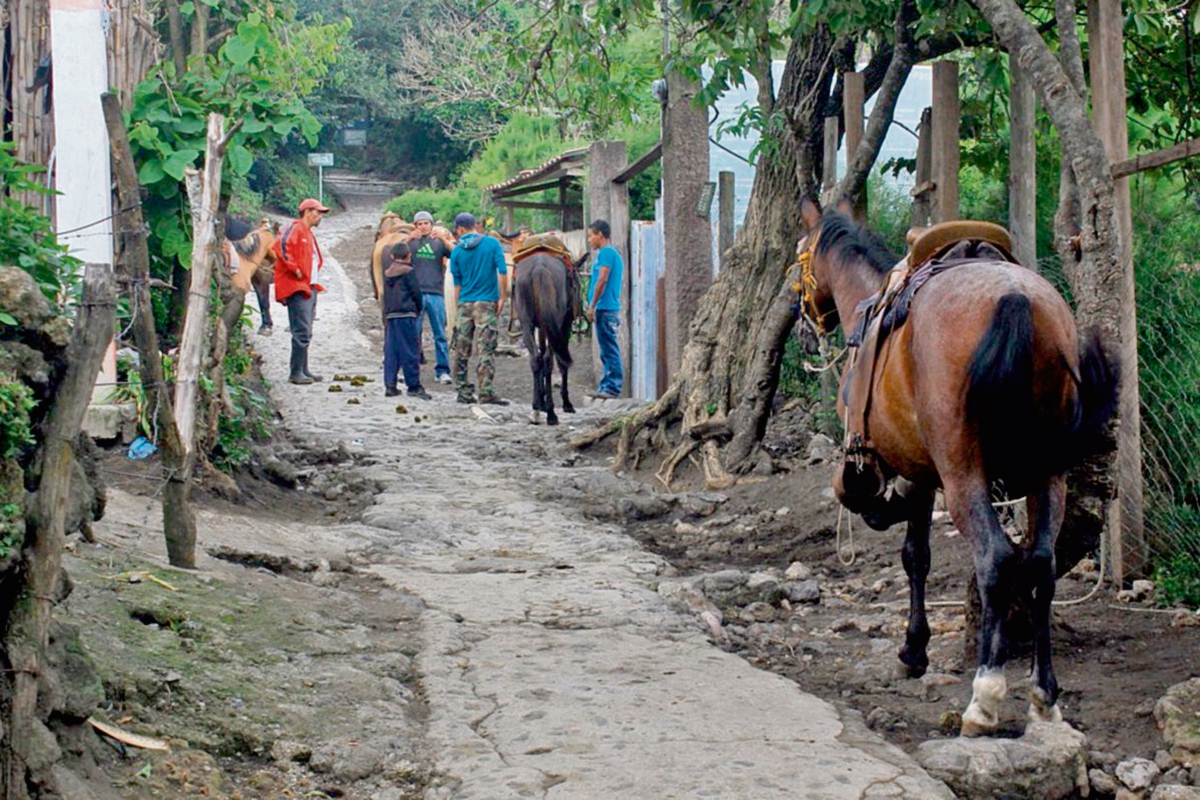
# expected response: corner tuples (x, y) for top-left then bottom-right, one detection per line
(515, 251), (577, 425)
(797, 198), (1118, 737)
(223, 217), (279, 333)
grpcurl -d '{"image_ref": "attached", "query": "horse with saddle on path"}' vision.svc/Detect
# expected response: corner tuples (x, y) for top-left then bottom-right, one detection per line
(223, 217), (279, 333)
(513, 234), (582, 425)
(796, 197), (1118, 738)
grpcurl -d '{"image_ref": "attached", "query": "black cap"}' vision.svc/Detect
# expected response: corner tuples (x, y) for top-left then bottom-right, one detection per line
(454, 212), (476, 230)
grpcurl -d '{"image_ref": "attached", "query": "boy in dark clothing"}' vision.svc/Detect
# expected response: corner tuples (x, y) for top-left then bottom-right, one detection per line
(382, 242), (432, 400)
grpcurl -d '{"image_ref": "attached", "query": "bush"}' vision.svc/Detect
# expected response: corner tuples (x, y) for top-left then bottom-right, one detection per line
(0, 372), (36, 460)
(383, 187), (484, 226)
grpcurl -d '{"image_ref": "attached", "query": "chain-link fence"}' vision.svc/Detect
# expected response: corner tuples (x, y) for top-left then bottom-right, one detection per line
(1135, 245), (1200, 598)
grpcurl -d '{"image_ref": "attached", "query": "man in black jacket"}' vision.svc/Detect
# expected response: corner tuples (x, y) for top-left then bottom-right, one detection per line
(382, 242), (431, 399)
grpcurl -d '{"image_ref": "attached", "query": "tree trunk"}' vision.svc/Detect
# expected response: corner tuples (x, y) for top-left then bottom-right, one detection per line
(970, 0), (1126, 569)
(102, 93), (197, 569)
(5, 265), (115, 799)
(573, 26), (836, 483)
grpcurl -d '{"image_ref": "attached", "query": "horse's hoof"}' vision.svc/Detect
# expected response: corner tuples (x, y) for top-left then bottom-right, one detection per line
(1027, 702), (1063, 725)
(562, 404), (576, 414)
(528, 411), (542, 425)
(259, 326), (273, 337)
(547, 415), (559, 426)
(898, 648), (928, 679)
(960, 704), (999, 737)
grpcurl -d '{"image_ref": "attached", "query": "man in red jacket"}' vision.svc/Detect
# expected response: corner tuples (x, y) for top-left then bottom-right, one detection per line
(274, 197), (329, 384)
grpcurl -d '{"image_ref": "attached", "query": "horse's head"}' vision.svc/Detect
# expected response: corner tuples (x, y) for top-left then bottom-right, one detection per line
(377, 212), (405, 239)
(798, 197), (841, 333)
(798, 197), (898, 335)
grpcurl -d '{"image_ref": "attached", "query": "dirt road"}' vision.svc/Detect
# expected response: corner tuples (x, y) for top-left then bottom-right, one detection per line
(72, 202), (950, 798)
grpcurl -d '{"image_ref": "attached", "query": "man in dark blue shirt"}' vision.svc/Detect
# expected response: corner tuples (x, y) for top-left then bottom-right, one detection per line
(586, 219), (624, 399)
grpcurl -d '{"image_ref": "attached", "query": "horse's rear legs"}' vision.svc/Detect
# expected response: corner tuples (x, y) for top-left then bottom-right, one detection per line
(898, 486), (935, 678)
(559, 357), (574, 414)
(1026, 476), (1066, 725)
(947, 482), (1019, 737)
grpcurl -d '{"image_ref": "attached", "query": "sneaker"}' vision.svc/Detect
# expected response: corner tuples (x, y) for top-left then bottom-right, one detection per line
(408, 388), (432, 400)
(456, 394), (478, 405)
(306, 373), (324, 382)
(288, 375), (314, 385)
(593, 392), (616, 400)
(385, 386), (401, 397)
(435, 373), (453, 385)
(258, 325), (273, 337)
(478, 395), (510, 406)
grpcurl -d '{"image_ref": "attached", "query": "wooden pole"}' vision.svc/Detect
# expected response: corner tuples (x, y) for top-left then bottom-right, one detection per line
(911, 108), (933, 227)
(7, 263), (115, 798)
(843, 70), (867, 222)
(102, 92), (197, 569)
(931, 61), (961, 223)
(1009, 58), (1038, 269)
(822, 116), (840, 206)
(1089, 0), (1145, 582)
(176, 113), (230, 455)
(718, 170), (735, 271)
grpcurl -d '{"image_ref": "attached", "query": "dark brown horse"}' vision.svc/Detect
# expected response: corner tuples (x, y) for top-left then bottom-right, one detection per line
(224, 217), (279, 334)
(798, 198), (1118, 737)
(515, 251), (576, 425)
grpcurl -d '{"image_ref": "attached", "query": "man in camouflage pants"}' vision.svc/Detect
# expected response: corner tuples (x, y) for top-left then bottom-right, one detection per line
(448, 212), (510, 405)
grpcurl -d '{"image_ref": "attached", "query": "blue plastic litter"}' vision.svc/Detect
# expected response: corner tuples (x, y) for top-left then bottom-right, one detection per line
(127, 436), (157, 460)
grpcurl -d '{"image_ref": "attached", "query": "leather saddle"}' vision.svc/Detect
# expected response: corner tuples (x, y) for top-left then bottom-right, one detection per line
(834, 221), (1019, 512)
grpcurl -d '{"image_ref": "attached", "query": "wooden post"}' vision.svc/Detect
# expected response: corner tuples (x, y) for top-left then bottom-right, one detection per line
(822, 116), (840, 205)
(1089, 0), (1145, 582)
(1009, 58), (1038, 269)
(176, 114), (231, 456)
(661, 70), (713, 381)
(911, 108), (933, 227)
(718, 170), (735, 271)
(102, 92), (197, 570)
(843, 70), (867, 221)
(6, 263), (115, 799)
(931, 61), (961, 223)
(9, 0), (54, 212)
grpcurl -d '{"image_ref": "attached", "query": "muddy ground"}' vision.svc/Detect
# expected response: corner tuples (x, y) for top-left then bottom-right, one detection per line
(60, 208), (1200, 798)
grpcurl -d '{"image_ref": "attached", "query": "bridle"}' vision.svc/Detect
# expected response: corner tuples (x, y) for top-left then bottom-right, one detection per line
(793, 228), (833, 335)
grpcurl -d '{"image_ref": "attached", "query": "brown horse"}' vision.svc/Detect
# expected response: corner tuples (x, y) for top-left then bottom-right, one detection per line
(514, 251), (577, 425)
(797, 198), (1118, 737)
(224, 217), (279, 333)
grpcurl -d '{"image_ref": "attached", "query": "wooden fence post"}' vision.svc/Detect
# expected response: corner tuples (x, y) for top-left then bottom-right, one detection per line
(844, 71), (866, 222)
(1010, 59), (1038, 270)
(931, 61), (960, 223)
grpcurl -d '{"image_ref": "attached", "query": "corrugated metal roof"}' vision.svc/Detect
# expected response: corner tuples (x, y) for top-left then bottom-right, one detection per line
(485, 147), (590, 197)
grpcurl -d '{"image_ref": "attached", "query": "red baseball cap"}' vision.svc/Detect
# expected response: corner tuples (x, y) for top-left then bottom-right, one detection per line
(298, 198), (330, 213)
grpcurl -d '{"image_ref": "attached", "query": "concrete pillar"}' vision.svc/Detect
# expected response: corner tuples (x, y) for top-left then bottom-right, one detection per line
(662, 71), (713, 381)
(587, 140), (631, 394)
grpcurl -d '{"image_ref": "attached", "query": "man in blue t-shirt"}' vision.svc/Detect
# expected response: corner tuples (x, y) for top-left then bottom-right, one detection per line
(449, 212), (510, 405)
(586, 219), (624, 399)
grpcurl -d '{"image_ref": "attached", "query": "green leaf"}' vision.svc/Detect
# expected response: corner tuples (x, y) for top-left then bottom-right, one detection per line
(161, 149), (200, 181)
(227, 144), (254, 176)
(223, 34), (257, 67)
(241, 118), (268, 135)
(137, 159), (166, 185)
(0, 312), (17, 326)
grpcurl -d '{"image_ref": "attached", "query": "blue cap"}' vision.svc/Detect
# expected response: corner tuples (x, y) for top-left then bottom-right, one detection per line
(454, 212), (476, 230)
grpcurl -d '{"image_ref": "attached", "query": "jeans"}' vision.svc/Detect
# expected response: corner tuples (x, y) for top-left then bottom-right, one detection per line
(384, 316), (422, 390)
(594, 309), (623, 396)
(420, 293), (450, 377)
(285, 292), (315, 379)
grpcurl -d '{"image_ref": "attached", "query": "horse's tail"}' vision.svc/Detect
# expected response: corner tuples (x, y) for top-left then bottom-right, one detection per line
(966, 293), (1119, 487)
(540, 266), (574, 368)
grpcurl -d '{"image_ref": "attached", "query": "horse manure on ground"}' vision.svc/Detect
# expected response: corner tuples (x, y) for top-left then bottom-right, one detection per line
(333, 373), (351, 381)
(329, 385), (343, 392)
(395, 405), (408, 414)
(347, 398), (360, 405)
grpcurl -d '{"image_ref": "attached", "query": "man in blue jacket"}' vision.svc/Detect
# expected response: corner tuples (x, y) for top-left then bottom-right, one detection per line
(449, 212), (509, 405)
